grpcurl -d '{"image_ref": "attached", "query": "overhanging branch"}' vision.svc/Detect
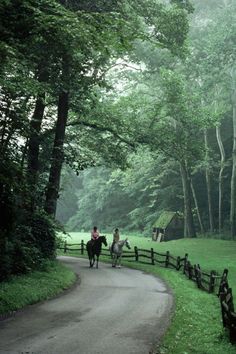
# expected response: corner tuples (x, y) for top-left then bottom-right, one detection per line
(67, 119), (136, 148)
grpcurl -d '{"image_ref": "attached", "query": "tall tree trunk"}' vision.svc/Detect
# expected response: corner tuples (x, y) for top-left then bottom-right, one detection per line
(27, 64), (48, 210)
(180, 160), (196, 237)
(27, 93), (45, 179)
(27, 93), (45, 210)
(184, 204), (188, 237)
(216, 124), (226, 233)
(191, 180), (204, 234)
(230, 69), (236, 239)
(204, 129), (214, 232)
(0, 99), (12, 148)
(20, 138), (29, 175)
(44, 90), (69, 216)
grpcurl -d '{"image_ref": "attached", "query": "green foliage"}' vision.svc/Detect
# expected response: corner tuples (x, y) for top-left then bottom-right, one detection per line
(0, 0), (214, 280)
(11, 240), (42, 275)
(59, 149), (183, 233)
(0, 209), (57, 281)
(0, 239), (13, 282)
(57, 149), (182, 233)
(170, 0), (194, 13)
(29, 211), (56, 258)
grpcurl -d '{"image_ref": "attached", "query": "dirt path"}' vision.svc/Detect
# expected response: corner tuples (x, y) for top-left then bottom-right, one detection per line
(0, 256), (173, 354)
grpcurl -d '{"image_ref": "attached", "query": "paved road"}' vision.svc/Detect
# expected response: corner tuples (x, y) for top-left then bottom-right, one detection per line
(0, 257), (173, 354)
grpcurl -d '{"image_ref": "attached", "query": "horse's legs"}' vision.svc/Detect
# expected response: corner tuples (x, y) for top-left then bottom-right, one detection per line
(117, 255), (121, 268)
(112, 254), (116, 267)
(89, 255), (95, 268)
(88, 255), (92, 267)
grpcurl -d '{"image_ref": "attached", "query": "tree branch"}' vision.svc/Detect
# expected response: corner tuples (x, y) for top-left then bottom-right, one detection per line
(67, 119), (136, 148)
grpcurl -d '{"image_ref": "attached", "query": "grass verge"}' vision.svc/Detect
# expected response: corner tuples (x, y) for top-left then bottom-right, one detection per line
(0, 260), (76, 317)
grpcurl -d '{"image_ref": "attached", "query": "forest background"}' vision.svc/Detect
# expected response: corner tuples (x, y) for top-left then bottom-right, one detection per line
(0, 0), (236, 281)
(57, 0), (236, 239)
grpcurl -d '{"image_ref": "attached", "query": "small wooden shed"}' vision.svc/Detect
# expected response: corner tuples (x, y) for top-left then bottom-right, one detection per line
(152, 211), (184, 242)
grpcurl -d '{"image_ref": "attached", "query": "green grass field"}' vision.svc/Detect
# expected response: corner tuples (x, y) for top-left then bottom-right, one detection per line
(60, 232), (236, 354)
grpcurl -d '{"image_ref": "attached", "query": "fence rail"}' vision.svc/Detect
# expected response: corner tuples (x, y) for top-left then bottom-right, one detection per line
(218, 269), (236, 343)
(58, 239), (235, 344)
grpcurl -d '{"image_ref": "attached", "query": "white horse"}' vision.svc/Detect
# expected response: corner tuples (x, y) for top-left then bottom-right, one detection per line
(110, 238), (131, 268)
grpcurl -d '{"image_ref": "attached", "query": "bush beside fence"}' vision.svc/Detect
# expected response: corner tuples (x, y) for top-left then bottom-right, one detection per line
(58, 240), (236, 344)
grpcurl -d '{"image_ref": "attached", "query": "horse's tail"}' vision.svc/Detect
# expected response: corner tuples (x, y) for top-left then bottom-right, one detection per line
(86, 241), (93, 257)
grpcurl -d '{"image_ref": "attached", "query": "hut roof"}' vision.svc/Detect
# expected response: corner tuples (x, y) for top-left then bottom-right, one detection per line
(153, 211), (176, 228)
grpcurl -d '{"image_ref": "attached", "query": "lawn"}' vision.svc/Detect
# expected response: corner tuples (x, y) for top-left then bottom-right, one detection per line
(60, 232), (236, 354)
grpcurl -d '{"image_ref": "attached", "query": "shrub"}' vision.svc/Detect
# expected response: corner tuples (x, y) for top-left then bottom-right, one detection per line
(12, 240), (42, 274)
(0, 210), (57, 281)
(30, 211), (56, 259)
(0, 235), (13, 281)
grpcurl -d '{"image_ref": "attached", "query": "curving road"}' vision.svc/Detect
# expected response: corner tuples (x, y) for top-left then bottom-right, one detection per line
(0, 256), (173, 354)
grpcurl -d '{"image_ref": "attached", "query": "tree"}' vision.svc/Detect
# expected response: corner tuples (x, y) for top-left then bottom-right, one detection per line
(0, 0), (193, 277)
(197, 1), (236, 237)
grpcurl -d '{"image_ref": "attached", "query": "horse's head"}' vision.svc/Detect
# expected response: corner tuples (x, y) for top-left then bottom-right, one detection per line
(100, 235), (108, 247)
(125, 238), (131, 249)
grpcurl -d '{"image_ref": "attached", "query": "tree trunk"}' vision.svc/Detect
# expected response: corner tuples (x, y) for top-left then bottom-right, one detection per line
(204, 129), (214, 232)
(216, 124), (226, 233)
(0, 99), (11, 148)
(20, 138), (29, 175)
(184, 204), (188, 237)
(44, 90), (69, 216)
(230, 69), (236, 239)
(191, 180), (204, 234)
(27, 93), (45, 210)
(27, 93), (45, 178)
(180, 160), (196, 237)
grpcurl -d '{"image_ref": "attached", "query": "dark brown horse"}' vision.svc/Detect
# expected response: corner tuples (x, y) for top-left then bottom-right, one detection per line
(86, 236), (107, 268)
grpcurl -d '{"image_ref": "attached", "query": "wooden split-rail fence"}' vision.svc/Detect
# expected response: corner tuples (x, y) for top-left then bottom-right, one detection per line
(58, 240), (236, 344)
(218, 269), (236, 344)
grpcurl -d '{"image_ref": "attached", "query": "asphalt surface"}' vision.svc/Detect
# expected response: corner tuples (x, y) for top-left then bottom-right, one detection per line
(0, 256), (174, 354)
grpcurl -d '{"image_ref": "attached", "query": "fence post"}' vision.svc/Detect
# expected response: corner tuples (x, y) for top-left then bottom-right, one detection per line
(176, 256), (181, 271)
(165, 251), (170, 268)
(64, 241), (67, 254)
(218, 269), (229, 296)
(81, 240), (84, 255)
(151, 248), (155, 265)
(228, 288), (236, 344)
(194, 264), (201, 289)
(187, 261), (193, 279)
(209, 270), (216, 293)
(134, 246), (139, 262)
(183, 253), (188, 274)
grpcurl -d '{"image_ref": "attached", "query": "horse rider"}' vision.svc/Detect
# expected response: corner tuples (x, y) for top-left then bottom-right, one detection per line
(91, 226), (100, 246)
(111, 228), (120, 253)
